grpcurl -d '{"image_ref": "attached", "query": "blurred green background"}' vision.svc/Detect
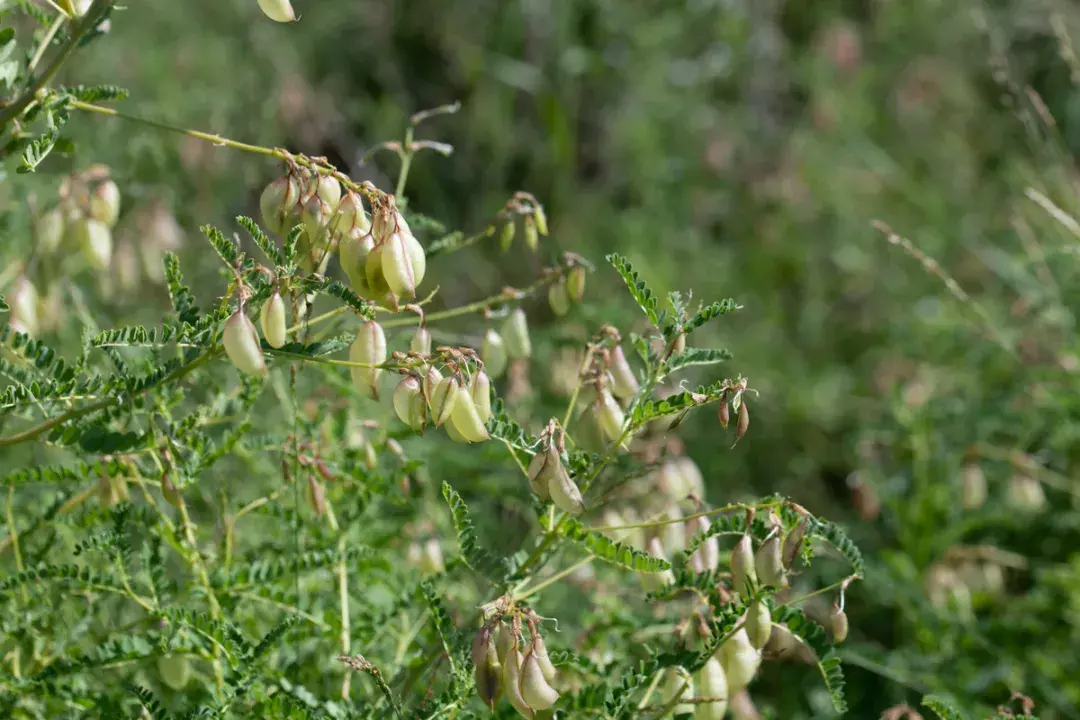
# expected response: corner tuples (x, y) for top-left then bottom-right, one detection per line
(9, 0), (1080, 716)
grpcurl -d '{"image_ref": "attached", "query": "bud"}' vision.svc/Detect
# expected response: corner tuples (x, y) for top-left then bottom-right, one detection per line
(608, 345), (639, 399)
(499, 218), (516, 252)
(89, 179), (121, 228)
(755, 535), (786, 588)
(260, 176), (300, 234)
(307, 475), (326, 517)
(717, 628), (761, 694)
(830, 604), (848, 643)
(595, 388), (625, 444)
(533, 205), (549, 236)
(429, 375), (461, 428)
(1008, 474), (1046, 512)
(526, 445), (559, 501)
(8, 275), (39, 337)
(157, 655), (191, 691)
(548, 464), (585, 515)
(686, 515), (720, 573)
(448, 381), (491, 442)
(501, 645), (533, 719)
(731, 534), (756, 600)
(523, 214), (539, 252)
(393, 375), (427, 432)
(548, 280), (571, 317)
(520, 648), (559, 710)
(745, 599), (772, 649)
(566, 266), (586, 302)
(223, 309), (268, 377)
(502, 308), (532, 359)
(695, 657), (729, 720)
(349, 320), (387, 399)
(471, 371), (493, 424)
(35, 207), (66, 255)
(411, 326), (432, 355)
(961, 462), (987, 510)
(261, 292), (288, 348)
(257, 0), (296, 22)
(420, 538), (445, 574)
(75, 217), (113, 270)
(482, 329), (509, 378)
(473, 626), (503, 710)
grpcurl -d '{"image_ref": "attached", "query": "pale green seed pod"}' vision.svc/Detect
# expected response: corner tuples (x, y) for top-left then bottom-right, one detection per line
(97, 473), (129, 508)
(261, 292), (288, 348)
(339, 228), (375, 290)
(494, 623), (514, 666)
(349, 320), (387, 399)
(301, 196), (333, 247)
(502, 308), (532, 359)
(76, 217), (113, 270)
(331, 191), (367, 236)
(502, 645), (535, 719)
(449, 383), (491, 442)
(305, 173), (341, 210)
(470, 371), (493, 424)
(695, 657), (729, 720)
(526, 446), (559, 501)
(401, 229), (426, 287)
(548, 281), (571, 316)
(260, 176), (300, 234)
(36, 207), (66, 255)
(658, 460), (689, 500)
(410, 326), (432, 355)
(157, 655), (191, 691)
(482, 329), (509, 378)
(420, 538), (445, 574)
(523, 214), (539, 252)
(223, 309), (268, 377)
(596, 388), (625, 444)
(687, 515), (719, 573)
(608, 345), (639, 399)
(662, 667), (695, 716)
(746, 599), (772, 650)
(961, 462), (987, 510)
(113, 240), (140, 294)
(717, 629), (761, 694)
(257, 0), (296, 22)
(566, 266), (586, 302)
(731, 534), (756, 601)
(830, 604), (848, 643)
(8, 275), (39, 337)
(499, 219), (515, 252)
(382, 232), (418, 297)
(520, 649), (559, 711)
(1008, 474), (1045, 512)
(394, 376), (426, 431)
(672, 333), (686, 355)
(473, 627), (503, 710)
(531, 635), (558, 683)
(755, 535), (786, 588)
(429, 375), (460, 428)
(548, 464), (585, 515)
(365, 243), (392, 296)
(533, 205), (549, 236)
(89, 180), (121, 228)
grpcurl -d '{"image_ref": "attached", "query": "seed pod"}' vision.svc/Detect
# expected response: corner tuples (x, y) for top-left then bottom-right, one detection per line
(157, 655), (191, 691)
(961, 462), (987, 510)
(36, 207), (66, 255)
(301, 196), (332, 246)
(471, 371), (493, 424)
(161, 473), (182, 508)
(502, 645), (535, 719)
(260, 176), (300, 234)
(548, 280), (571, 316)
(548, 464), (585, 515)
(531, 635), (558, 683)
(520, 648), (559, 710)
(332, 190), (369, 236)
(75, 217), (113, 270)
(349, 320), (387, 399)
(494, 623), (514, 666)
(473, 627), (503, 710)
(394, 376), (427, 431)
(482, 329), (509, 378)
(736, 400), (750, 442)
(595, 388), (625, 444)
(672, 333), (686, 355)
(781, 515), (810, 569)
(717, 629), (761, 694)
(411, 326), (432, 355)
(89, 179), (121, 228)
(97, 473), (128, 508)
(746, 599), (772, 649)
(755, 535), (786, 588)
(533, 205), (549, 236)
(718, 399), (730, 429)
(339, 228), (375, 290)
(608, 345), (639, 399)
(7, 276), (39, 337)
(695, 657), (729, 720)
(566, 266), (586, 302)
(365, 243), (392, 296)
(257, 0), (296, 22)
(303, 173), (341, 210)
(429, 375), (461, 428)
(449, 382), (491, 442)
(113, 239), (140, 293)
(260, 292), (288, 348)
(382, 232), (419, 297)
(502, 308), (532, 359)
(687, 515), (720, 573)
(731, 534), (757, 600)
(830, 604), (848, 643)
(420, 538), (445, 574)
(657, 460), (689, 500)
(223, 309), (268, 377)
(499, 219), (516, 252)
(662, 667), (694, 715)
(1008, 474), (1046, 511)
(307, 475), (326, 517)
(523, 214), (539, 252)
(401, 230), (427, 286)
(526, 446), (559, 501)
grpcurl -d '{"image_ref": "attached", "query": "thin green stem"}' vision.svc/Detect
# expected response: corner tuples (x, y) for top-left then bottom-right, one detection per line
(26, 15), (66, 79)
(514, 555), (594, 601)
(561, 346), (595, 429)
(6, 484), (30, 605)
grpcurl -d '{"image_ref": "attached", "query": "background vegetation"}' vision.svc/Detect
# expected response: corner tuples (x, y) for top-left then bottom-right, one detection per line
(4, 0), (1080, 718)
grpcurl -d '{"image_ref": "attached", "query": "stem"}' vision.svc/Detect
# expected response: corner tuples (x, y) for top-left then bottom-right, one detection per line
(5, 484), (30, 604)
(175, 499), (225, 692)
(337, 534), (352, 699)
(514, 555), (594, 601)
(395, 127), (414, 200)
(26, 15), (66, 79)
(561, 346), (595, 429)
(0, 482), (96, 555)
(587, 501), (779, 534)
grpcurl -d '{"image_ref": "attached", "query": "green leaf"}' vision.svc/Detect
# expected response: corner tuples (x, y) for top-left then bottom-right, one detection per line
(684, 299), (740, 332)
(58, 84), (129, 102)
(18, 129), (57, 173)
(921, 694), (970, 720)
(441, 481), (511, 583)
(202, 223), (246, 269)
(237, 214), (285, 267)
(811, 518), (865, 575)
(296, 276), (375, 320)
(0, 293), (7, 312)
(773, 607), (848, 714)
(665, 347), (733, 373)
(562, 518), (671, 572)
(163, 252), (200, 324)
(607, 253), (660, 326)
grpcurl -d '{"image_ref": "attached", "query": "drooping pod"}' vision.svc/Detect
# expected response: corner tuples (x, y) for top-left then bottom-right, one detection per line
(470, 371), (493, 424)
(520, 647), (559, 711)
(717, 629), (761, 695)
(301, 196), (333, 248)
(473, 626), (503, 710)
(548, 280), (571, 316)
(494, 622), (514, 666)
(304, 173), (341, 210)
(259, 175), (300, 234)
(1008, 474), (1046, 512)
(223, 309), (268, 377)
(35, 207), (65, 255)
(90, 179), (121, 228)
(830, 603), (849, 643)
(75, 217), (113, 270)
(96, 473), (129, 508)
(659, 505), (685, 557)
(502, 308), (532, 359)
(429, 375), (460, 428)
(640, 537), (675, 593)
(526, 445), (560, 501)
(547, 464), (585, 515)
(566, 266), (586, 302)
(157, 655), (191, 691)
(694, 657), (729, 720)
(676, 456), (705, 497)
(661, 666), (694, 716)
(686, 515), (720, 573)
(755, 534), (786, 588)
(332, 190), (369, 237)
(499, 218), (516, 252)
(501, 645), (535, 719)
(420, 538), (445, 574)
(531, 635), (558, 683)
(261, 292), (288, 348)
(7, 275), (39, 337)
(448, 381), (491, 443)
(349, 320), (387, 399)
(595, 387), (625, 444)
(393, 375), (427, 432)
(745, 599), (772, 649)
(382, 231), (420, 297)
(961, 462), (987, 510)
(731, 534), (757, 601)
(411, 326), (432, 355)
(523, 214), (539, 252)
(608, 345), (639, 399)
(482, 328), (509, 378)
(339, 228), (375, 291)
(257, 0), (296, 22)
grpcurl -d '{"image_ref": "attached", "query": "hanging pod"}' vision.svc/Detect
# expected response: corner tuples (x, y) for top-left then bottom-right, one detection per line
(35, 207), (65, 255)
(661, 666), (694, 716)
(420, 538), (444, 574)
(89, 180), (121, 228)
(566, 266), (586, 302)
(260, 175), (300, 234)
(694, 657), (729, 720)
(7, 276), (39, 337)
(755, 534), (787, 588)
(349, 320), (387, 399)
(686, 515), (719, 573)
(731, 534), (757, 601)
(393, 376), (427, 432)
(429, 375), (460, 428)
(717, 629), (761, 695)
(410, 326), (432, 355)
(640, 537), (675, 593)
(548, 280), (571, 317)
(660, 505), (685, 558)
(608, 345), (639, 399)
(472, 626), (503, 710)
(482, 328), (509, 378)
(531, 635), (558, 683)
(526, 445), (560, 501)
(332, 191), (369, 237)
(257, 0), (296, 22)
(595, 388), (625, 444)
(448, 381), (491, 442)
(502, 308), (532, 359)
(547, 464), (585, 515)
(157, 655), (191, 691)
(470, 371), (493, 424)
(746, 599), (772, 650)
(223, 309), (267, 377)
(339, 228), (374, 289)
(75, 217), (113, 270)
(502, 645), (535, 719)
(381, 232), (419, 297)
(261, 292), (288, 349)
(520, 648), (559, 711)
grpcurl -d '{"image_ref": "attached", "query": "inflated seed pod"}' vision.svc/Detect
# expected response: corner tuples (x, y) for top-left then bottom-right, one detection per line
(520, 648), (559, 711)
(746, 599), (772, 649)
(499, 219), (516, 252)
(36, 207), (66, 255)
(755, 535), (786, 588)
(961, 462), (987, 510)
(640, 537), (675, 592)
(382, 232), (419, 297)
(494, 623), (514, 666)
(1008, 474), (1046, 512)
(694, 657), (729, 720)
(686, 515), (720, 573)
(75, 217), (113, 270)
(523, 214), (539, 252)
(548, 280), (571, 317)
(502, 308), (532, 359)
(662, 666), (694, 716)
(7, 275), (39, 337)
(332, 191), (369, 237)
(365, 243), (392, 296)
(448, 381), (491, 442)
(660, 505), (685, 558)
(349, 320), (387, 399)
(473, 626), (503, 710)
(393, 376), (426, 431)
(566, 265), (586, 302)
(157, 655), (191, 691)
(260, 292), (288, 348)
(90, 179), (121, 228)
(429, 375), (461, 428)
(301, 196), (332, 246)
(339, 228), (375, 291)
(411, 326), (432, 355)
(676, 456), (705, 497)
(471, 371), (493, 424)
(257, 0), (296, 22)
(482, 328), (509, 378)
(717, 629), (761, 694)
(420, 538), (445, 574)
(731, 534), (757, 601)
(830, 604), (849, 643)
(502, 645), (535, 718)
(595, 388), (625, 444)
(260, 175), (300, 234)
(531, 635), (558, 683)
(527, 446), (559, 501)
(608, 345), (639, 399)
(548, 464), (585, 515)
(223, 309), (267, 377)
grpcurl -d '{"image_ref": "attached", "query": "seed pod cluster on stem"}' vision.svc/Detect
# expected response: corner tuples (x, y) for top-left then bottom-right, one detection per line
(527, 420), (584, 514)
(475, 611), (561, 718)
(497, 193), (549, 254)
